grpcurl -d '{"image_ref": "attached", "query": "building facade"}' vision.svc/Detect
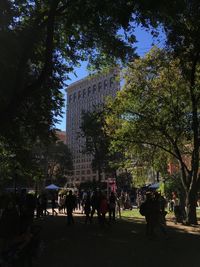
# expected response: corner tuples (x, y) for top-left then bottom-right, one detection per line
(55, 130), (66, 144)
(66, 69), (120, 186)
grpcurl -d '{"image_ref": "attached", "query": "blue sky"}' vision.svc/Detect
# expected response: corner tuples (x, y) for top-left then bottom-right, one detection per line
(56, 26), (165, 131)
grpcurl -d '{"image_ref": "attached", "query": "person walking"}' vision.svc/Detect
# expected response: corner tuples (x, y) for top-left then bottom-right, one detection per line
(91, 190), (101, 222)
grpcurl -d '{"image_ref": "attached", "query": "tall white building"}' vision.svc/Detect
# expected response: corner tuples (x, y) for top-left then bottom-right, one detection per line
(66, 69), (120, 186)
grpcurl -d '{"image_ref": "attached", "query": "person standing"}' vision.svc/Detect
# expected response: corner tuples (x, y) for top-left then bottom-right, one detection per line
(99, 194), (109, 226)
(109, 192), (116, 222)
(172, 192), (182, 223)
(84, 192), (92, 224)
(65, 190), (76, 225)
(91, 190), (101, 222)
(51, 194), (58, 216)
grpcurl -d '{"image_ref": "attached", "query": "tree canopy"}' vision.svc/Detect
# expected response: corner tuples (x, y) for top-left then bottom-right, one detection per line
(0, 0), (137, 140)
(0, 0), (138, 184)
(107, 47), (200, 224)
(80, 108), (119, 182)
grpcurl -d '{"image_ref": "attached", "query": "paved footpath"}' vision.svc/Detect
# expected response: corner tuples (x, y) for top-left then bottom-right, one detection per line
(34, 213), (200, 267)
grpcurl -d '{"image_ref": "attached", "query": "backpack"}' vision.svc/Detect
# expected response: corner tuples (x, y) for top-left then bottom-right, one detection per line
(139, 202), (147, 216)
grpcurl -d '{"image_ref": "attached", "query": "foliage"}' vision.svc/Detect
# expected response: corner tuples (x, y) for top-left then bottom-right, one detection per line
(116, 172), (133, 191)
(107, 47), (200, 224)
(31, 140), (73, 186)
(164, 174), (184, 198)
(0, 0), (137, 144)
(80, 108), (120, 181)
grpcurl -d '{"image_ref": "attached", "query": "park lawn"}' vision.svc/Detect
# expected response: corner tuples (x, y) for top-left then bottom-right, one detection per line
(121, 208), (200, 220)
(121, 208), (142, 219)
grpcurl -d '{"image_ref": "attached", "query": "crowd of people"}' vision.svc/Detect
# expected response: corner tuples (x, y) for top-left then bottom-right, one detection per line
(0, 187), (192, 254)
(57, 190), (120, 226)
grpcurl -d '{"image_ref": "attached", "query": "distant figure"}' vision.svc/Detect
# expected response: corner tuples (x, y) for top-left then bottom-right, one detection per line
(91, 190), (101, 222)
(153, 192), (168, 237)
(109, 192), (116, 222)
(172, 192), (183, 223)
(84, 193), (92, 224)
(116, 196), (121, 219)
(99, 194), (109, 226)
(51, 194), (58, 216)
(26, 193), (36, 223)
(41, 193), (49, 216)
(139, 192), (155, 238)
(58, 194), (65, 214)
(168, 199), (174, 212)
(65, 190), (76, 225)
(36, 194), (43, 218)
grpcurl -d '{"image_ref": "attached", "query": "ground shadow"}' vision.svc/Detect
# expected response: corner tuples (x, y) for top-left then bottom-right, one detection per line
(34, 214), (200, 267)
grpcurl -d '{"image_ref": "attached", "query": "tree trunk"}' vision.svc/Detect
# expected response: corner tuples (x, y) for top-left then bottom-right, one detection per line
(185, 187), (198, 225)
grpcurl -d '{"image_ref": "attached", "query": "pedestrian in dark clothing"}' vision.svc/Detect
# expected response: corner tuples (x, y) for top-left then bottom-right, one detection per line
(143, 193), (155, 238)
(84, 193), (92, 224)
(65, 190), (76, 225)
(25, 193), (36, 223)
(99, 194), (109, 226)
(0, 199), (20, 249)
(36, 195), (43, 218)
(51, 195), (57, 216)
(41, 193), (49, 216)
(153, 192), (168, 237)
(91, 190), (101, 222)
(109, 192), (116, 222)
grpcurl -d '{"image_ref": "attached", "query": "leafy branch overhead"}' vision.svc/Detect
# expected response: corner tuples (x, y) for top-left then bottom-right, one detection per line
(107, 47), (200, 224)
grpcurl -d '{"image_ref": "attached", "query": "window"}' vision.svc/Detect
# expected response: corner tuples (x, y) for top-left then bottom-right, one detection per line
(110, 76), (115, 88)
(93, 84), (96, 94)
(98, 82), (102, 92)
(73, 92), (76, 102)
(83, 88), (86, 98)
(88, 87), (91, 96)
(104, 79), (108, 90)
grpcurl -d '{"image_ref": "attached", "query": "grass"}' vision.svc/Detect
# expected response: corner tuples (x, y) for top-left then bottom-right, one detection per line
(121, 208), (142, 218)
(121, 208), (200, 220)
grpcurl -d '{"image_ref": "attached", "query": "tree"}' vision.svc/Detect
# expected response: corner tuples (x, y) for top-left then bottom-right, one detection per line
(0, 0), (137, 140)
(80, 106), (125, 183)
(0, 0), (139, 188)
(80, 108), (113, 182)
(31, 141), (73, 186)
(116, 171), (133, 191)
(46, 141), (73, 185)
(107, 47), (200, 224)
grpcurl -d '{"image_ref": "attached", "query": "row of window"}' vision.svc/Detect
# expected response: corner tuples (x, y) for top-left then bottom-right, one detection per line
(75, 169), (96, 175)
(67, 176), (97, 181)
(68, 76), (116, 103)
